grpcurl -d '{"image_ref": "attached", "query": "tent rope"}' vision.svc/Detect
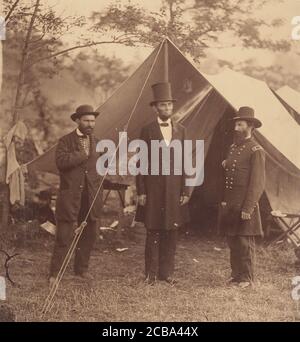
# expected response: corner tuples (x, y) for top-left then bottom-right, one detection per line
(41, 40), (165, 316)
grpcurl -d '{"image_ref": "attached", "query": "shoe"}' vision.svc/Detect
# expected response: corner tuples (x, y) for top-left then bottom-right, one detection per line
(226, 277), (238, 285)
(162, 277), (178, 286)
(238, 281), (251, 289)
(75, 272), (94, 281)
(144, 276), (156, 286)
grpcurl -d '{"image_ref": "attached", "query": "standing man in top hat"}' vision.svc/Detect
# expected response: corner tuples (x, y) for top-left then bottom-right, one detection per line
(220, 106), (265, 289)
(49, 105), (103, 285)
(136, 82), (190, 285)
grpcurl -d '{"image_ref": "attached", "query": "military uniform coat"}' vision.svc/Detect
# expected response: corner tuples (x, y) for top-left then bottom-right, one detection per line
(136, 120), (188, 231)
(219, 137), (265, 236)
(55, 130), (103, 222)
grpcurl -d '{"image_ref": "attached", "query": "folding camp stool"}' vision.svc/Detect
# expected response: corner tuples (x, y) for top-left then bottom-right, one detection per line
(103, 180), (129, 208)
(267, 211), (300, 262)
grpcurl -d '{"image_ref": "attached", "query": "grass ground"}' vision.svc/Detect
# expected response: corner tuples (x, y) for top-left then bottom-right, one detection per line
(3, 222), (300, 322)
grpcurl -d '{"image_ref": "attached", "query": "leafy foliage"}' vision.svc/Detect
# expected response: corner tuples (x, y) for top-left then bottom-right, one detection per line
(90, 0), (291, 59)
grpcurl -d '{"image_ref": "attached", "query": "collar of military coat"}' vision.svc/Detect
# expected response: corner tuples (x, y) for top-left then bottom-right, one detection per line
(233, 136), (254, 146)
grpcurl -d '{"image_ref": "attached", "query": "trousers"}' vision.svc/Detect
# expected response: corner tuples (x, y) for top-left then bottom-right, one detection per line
(145, 229), (178, 280)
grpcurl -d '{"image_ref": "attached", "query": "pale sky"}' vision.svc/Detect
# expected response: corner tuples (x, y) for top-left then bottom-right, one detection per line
(49, 0), (164, 16)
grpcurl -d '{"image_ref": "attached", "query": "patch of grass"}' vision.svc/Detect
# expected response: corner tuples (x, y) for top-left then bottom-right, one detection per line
(4, 227), (300, 322)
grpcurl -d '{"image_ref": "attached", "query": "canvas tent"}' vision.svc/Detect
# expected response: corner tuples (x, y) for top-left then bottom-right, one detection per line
(25, 39), (224, 176)
(193, 69), (300, 232)
(273, 85), (300, 125)
(24, 38), (300, 234)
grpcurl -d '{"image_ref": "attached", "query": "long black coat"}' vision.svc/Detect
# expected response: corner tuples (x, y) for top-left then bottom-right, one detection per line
(219, 137), (265, 236)
(136, 120), (189, 230)
(55, 130), (103, 222)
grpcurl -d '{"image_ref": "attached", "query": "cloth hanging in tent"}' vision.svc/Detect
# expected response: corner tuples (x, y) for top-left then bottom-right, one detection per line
(4, 121), (28, 205)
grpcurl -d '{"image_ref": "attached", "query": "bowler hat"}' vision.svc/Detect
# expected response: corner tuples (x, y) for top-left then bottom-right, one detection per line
(150, 82), (177, 106)
(71, 104), (99, 121)
(231, 106), (262, 128)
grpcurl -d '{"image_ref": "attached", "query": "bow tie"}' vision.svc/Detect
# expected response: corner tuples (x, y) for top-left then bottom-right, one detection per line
(160, 122), (169, 127)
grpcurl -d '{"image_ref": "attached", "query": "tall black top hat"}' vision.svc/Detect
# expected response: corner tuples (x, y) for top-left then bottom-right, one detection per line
(231, 106), (262, 128)
(71, 104), (99, 122)
(150, 82), (177, 106)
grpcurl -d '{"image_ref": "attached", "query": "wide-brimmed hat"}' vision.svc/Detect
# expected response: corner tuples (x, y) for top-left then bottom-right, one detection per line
(71, 104), (99, 121)
(150, 82), (177, 106)
(231, 106), (262, 128)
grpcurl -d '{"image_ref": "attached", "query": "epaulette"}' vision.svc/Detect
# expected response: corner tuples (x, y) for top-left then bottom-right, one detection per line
(252, 145), (263, 152)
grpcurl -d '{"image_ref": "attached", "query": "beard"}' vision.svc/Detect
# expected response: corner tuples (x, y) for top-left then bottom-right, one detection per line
(233, 130), (248, 144)
(158, 114), (172, 121)
(80, 127), (93, 135)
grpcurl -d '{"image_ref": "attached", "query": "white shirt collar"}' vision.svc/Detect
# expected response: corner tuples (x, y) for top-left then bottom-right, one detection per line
(157, 117), (171, 125)
(76, 128), (85, 136)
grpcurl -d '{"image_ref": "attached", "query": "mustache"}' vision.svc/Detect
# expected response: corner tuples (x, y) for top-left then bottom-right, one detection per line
(233, 131), (247, 143)
(234, 131), (247, 137)
(83, 127), (93, 131)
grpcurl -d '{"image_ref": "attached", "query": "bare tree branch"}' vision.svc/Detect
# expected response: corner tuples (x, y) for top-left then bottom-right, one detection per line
(5, 0), (21, 22)
(26, 38), (135, 69)
(13, 0), (41, 124)
(29, 32), (46, 45)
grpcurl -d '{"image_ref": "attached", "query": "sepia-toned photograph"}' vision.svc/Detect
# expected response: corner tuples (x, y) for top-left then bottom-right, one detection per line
(0, 0), (300, 325)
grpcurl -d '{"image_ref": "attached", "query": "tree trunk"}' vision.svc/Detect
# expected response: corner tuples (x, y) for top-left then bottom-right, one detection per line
(0, 137), (9, 232)
(12, 0), (40, 124)
(1, 0), (40, 231)
(0, 184), (9, 232)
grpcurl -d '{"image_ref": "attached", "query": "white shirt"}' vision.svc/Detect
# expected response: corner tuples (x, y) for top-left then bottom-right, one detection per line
(157, 117), (172, 146)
